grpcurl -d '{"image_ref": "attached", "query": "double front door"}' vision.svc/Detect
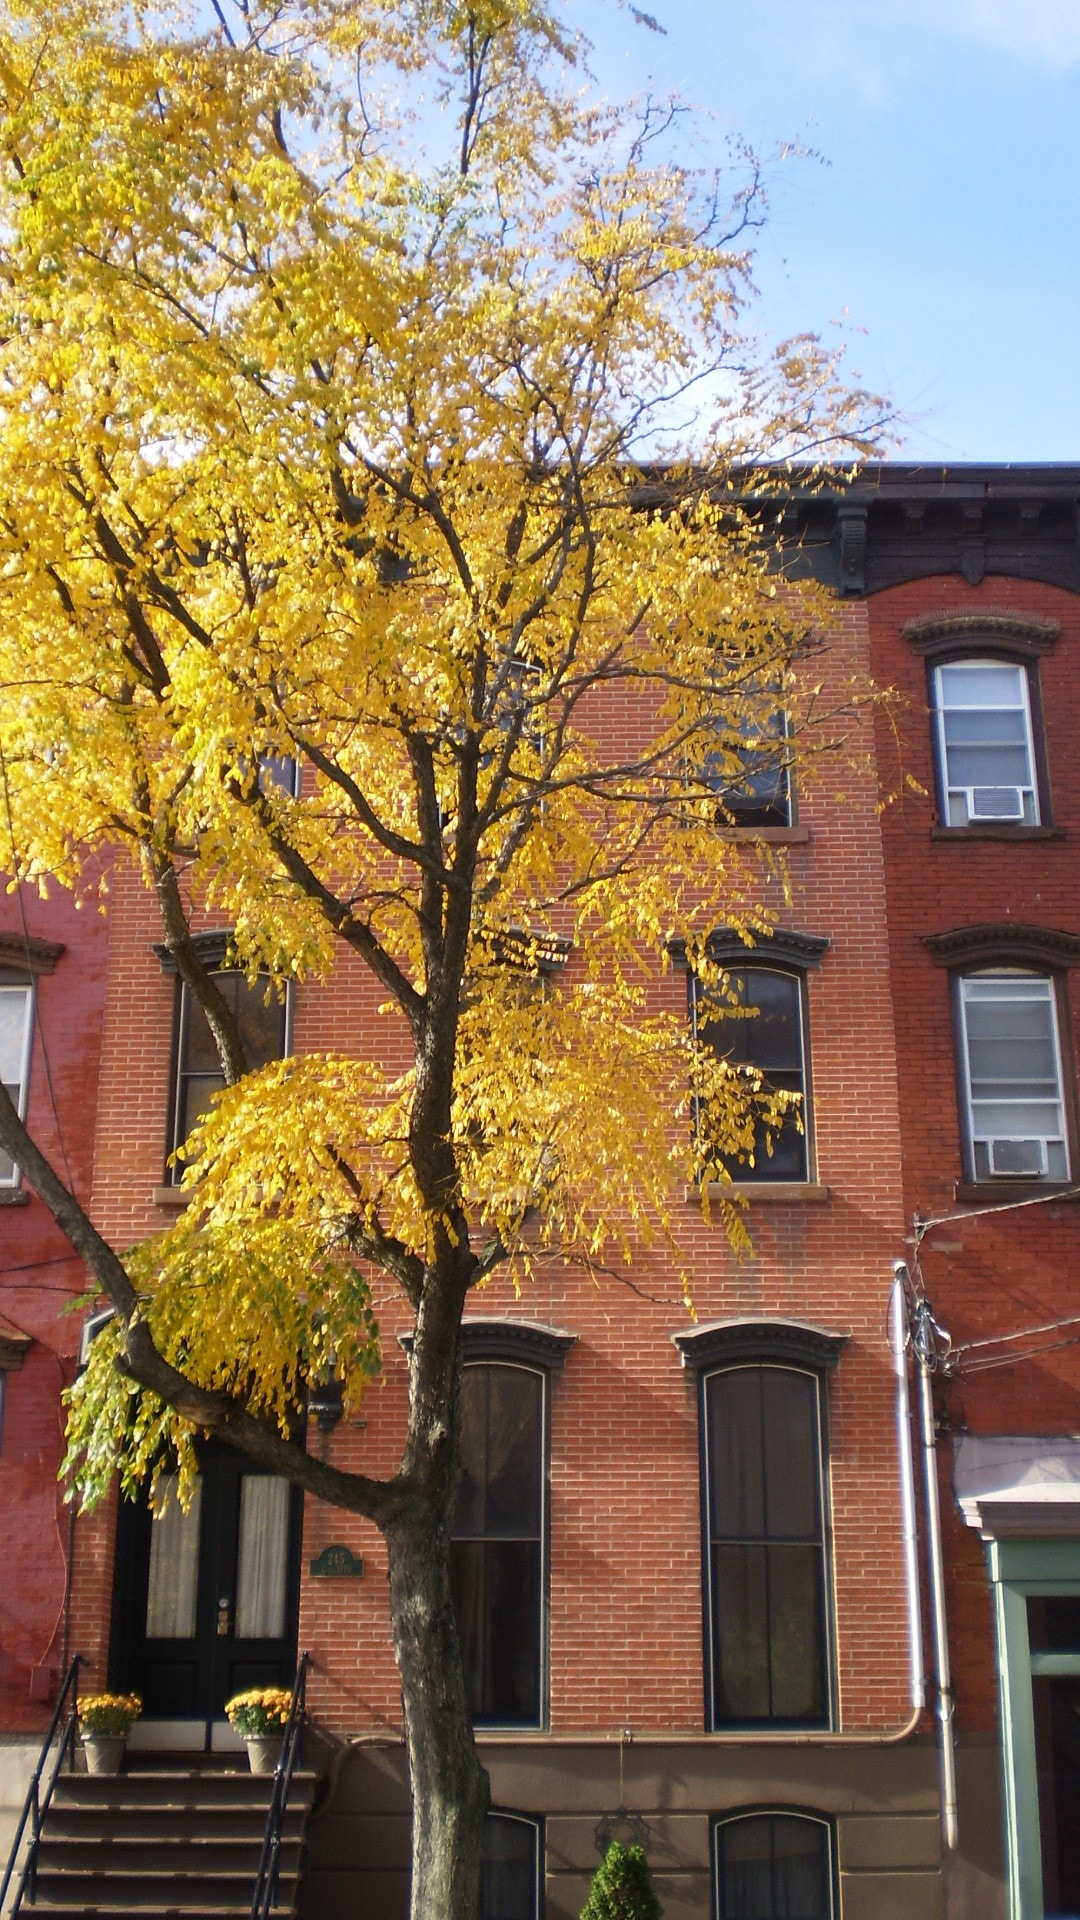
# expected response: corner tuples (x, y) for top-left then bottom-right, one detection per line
(111, 1444), (302, 1744)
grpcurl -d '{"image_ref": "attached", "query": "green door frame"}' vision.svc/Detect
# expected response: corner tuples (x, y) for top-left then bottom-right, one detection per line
(988, 1537), (1080, 1920)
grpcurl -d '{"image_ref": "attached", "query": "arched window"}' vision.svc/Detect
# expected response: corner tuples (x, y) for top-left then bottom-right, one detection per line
(688, 931), (828, 1187)
(481, 1813), (542, 1920)
(714, 1812), (834, 1920)
(441, 1320), (573, 1729)
(674, 1318), (845, 1734)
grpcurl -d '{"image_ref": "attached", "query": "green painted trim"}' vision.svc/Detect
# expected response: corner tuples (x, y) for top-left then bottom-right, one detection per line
(990, 1538), (1080, 1585)
(987, 1536), (1080, 1920)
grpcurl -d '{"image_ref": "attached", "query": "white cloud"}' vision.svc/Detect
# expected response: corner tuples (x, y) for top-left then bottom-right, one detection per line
(898, 0), (1080, 72)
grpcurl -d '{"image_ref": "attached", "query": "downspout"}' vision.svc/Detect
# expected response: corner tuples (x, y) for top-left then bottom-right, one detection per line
(890, 1271), (926, 1716)
(910, 1284), (960, 1852)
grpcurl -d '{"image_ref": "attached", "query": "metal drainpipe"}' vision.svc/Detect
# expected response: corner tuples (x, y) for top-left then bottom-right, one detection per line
(890, 1272), (926, 1715)
(911, 1289), (960, 1852)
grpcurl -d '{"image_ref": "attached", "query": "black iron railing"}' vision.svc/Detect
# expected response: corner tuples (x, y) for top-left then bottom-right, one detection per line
(0, 1653), (82, 1915)
(250, 1650), (309, 1920)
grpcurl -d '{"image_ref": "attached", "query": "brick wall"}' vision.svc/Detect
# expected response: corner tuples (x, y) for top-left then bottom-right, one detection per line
(869, 572), (1080, 1736)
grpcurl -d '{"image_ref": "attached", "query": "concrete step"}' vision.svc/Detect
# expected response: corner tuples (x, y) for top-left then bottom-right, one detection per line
(51, 1772), (316, 1812)
(35, 1837), (303, 1874)
(28, 1868), (299, 1908)
(43, 1806), (308, 1842)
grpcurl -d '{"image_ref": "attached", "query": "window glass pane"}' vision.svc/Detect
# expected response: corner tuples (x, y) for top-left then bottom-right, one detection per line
(935, 660), (1038, 825)
(481, 1816), (538, 1920)
(1028, 1597), (1080, 1654)
(705, 709), (791, 828)
(766, 1544), (825, 1721)
(1031, 1674), (1080, 1920)
(708, 1370), (765, 1538)
(706, 1369), (827, 1727)
(235, 1476), (290, 1640)
(0, 985), (31, 1182)
(696, 972), (807, 1183)
(960, 976), (1067, 1178)
(712, 1544), (770, 1721)
(174, 971), (288, 1164)
(450, 1540), (541, 1723)
(938, 662), (1026, 708)
(146, 1476), (202, 1640)
(761, 1373), (819, 1539)
(451, 1364), (544, 1725)
(717, 1814), (831, 1920)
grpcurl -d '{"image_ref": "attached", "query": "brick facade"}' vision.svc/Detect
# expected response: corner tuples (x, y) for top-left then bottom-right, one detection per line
(18, 464), (1080, 1919)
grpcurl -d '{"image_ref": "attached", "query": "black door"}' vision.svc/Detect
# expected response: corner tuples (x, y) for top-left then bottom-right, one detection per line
(111, 1444), (302, 1745)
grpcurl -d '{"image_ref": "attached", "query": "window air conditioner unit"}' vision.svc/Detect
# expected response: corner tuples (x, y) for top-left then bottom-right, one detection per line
(987, 1138), (1049, 1178)
(969, 786), (1025, 821)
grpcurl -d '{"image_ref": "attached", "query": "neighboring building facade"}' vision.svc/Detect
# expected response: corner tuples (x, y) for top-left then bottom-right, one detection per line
(9, 464), (1080, 1920)
(851, 464), (1080, 1920)
(0, 881), (108, 1853)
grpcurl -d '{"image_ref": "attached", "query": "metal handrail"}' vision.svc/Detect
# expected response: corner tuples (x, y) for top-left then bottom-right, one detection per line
(0, 1653), (82, 1917)
(250, 1651), (309, 1920)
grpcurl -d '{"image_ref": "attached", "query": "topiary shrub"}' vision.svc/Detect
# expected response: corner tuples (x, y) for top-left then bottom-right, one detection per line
(580, 1842), (663, 1920)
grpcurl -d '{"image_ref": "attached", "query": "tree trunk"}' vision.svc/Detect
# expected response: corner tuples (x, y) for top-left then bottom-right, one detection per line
(386, 1496), (490, 1920)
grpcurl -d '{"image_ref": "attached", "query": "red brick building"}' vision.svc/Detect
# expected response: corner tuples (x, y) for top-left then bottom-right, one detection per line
(11, 465), (1080, 1920)
(0, 881), (108, 1853)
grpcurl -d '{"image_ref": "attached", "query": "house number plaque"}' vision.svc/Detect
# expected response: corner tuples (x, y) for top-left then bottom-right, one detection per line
(309, 1543), (365, 1578)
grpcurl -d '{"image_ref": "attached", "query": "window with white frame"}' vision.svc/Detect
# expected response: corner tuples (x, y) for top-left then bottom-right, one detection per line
(0, 978), (33, 1186)
(957, 971), (1070, 1182)
(932, 658), (1040, 827)
(714, 1811), (834, 1920)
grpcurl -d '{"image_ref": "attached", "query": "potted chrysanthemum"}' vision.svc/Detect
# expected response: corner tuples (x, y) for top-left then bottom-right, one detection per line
(224, 1688), (293, 1774)
(77, 1693), (142, 1775)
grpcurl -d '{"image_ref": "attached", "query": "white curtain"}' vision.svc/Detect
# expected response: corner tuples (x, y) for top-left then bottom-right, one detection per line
(236, 1476), (289, 1640)
(145, 1475), (202, 1639)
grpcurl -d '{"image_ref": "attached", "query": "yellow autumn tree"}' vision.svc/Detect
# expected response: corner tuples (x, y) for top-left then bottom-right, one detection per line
(0, 2), (886, 1914)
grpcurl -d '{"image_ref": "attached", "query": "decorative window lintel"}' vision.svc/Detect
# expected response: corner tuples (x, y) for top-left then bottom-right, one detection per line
(671, 1317), (848, 1373)
(924, 924), (1080, 969)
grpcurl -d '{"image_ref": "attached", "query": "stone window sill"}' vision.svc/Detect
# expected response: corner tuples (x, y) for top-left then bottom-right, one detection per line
(954, 1181), (1080, 1205)
(696, 1182), (830, 1205)
(0, 1187), (29, 1207)
(931, 824), (1066, 843)
(152, 1185), (194, 1210)
(721, 826), (810, 845)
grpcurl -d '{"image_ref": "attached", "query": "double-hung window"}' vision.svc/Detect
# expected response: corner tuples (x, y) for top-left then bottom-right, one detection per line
(169, 965), (288, 1178)
(451, 1362), (546, 1727)
(0, 976), (34, 1187)
(932, 658), (1040, 826)
(692, 968), (810, 1183)
(699, 705), (793, 829)
(957, 971), (1070, 1183)
(703, 1363), (831, 1727)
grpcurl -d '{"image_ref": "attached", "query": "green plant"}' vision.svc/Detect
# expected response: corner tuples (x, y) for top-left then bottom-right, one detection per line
(580, 1843), (663, 1920)
(78, 1693), (141, 1738)
(224, 1688), (292, 1737)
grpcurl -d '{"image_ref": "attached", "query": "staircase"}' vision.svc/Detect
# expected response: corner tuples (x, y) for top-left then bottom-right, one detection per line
(15, 1757), (318, 1920)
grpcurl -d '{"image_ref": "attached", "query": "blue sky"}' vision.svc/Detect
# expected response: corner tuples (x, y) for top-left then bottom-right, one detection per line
(570, 0), (1080, 462)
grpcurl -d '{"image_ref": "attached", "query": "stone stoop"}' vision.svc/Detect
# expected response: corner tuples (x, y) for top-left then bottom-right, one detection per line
(16, 1757), (317, 1919)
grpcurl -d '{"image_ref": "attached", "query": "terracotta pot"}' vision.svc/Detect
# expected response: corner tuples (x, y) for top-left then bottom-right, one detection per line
(82, 1734), (126, 1775)
(245, 1734), (285, 1775)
